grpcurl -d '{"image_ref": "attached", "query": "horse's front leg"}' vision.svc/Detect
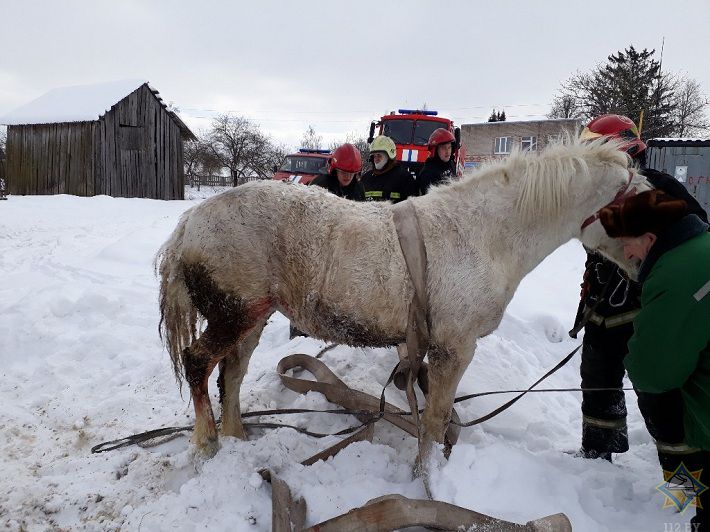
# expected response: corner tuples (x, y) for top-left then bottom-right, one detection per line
(419, 339), (475, 471)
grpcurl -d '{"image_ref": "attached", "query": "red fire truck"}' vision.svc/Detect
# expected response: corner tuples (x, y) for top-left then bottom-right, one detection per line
(272, 148), (331, 185)
(367, 109), (466, 177)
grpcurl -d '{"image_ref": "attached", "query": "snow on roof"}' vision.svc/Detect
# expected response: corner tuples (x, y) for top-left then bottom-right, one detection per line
(0, 79), (150, 125)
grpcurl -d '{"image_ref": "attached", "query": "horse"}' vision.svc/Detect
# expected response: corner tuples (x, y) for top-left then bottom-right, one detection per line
(156, 139), (640, 470)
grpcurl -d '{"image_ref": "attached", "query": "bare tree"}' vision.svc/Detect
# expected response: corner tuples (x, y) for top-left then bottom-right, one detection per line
(209, 114), (278, 184)
(0, 126), (6, 154)
(671, 78), (710, 137)
(184, 131), (222, 189)
(548, 95), (583, 119)
(301, 125), (323, 150)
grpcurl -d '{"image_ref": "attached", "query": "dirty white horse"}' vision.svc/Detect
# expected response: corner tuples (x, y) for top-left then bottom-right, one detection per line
(157, 140), (639, 468)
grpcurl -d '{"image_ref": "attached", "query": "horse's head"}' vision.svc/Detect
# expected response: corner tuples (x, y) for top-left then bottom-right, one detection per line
(579, 165), (652, 279)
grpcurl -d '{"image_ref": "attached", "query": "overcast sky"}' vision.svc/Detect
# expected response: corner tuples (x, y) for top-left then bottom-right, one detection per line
(1, 0), (708, 149)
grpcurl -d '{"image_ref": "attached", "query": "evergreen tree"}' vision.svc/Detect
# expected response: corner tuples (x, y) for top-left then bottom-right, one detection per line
(498, 110), (506, 121)
(550, 45), (708, 137)
(488, 109), (498, 122)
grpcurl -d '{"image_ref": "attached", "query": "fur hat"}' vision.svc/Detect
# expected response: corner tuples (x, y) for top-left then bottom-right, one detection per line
(600, 190), (689, 238)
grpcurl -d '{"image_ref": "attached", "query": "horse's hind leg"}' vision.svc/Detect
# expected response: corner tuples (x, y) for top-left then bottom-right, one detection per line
(183, 322), (242, 456)
(183, 331), (223, 456)
(218, 320), (268, 439)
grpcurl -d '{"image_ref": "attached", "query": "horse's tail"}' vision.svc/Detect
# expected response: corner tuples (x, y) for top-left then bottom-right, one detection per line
(155, 210), (199, 390)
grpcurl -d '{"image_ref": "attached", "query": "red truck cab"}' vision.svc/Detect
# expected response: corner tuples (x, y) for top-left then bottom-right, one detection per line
(272, 148), (331, 185)
(368, 109), (466, 177)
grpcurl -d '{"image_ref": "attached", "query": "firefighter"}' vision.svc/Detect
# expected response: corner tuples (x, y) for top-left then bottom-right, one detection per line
(310, 143), (365, 201)
(574, 114), (708, 467)
(599, 190), (710, 531)
(418, 128), (457, 195)
(361, 135), (417, 203)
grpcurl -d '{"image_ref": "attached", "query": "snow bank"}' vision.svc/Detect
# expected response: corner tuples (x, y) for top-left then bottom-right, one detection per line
(0, 190), (693, 531)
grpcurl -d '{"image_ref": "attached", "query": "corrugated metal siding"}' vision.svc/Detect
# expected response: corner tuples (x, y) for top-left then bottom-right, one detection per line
(647, 144), (710, 213)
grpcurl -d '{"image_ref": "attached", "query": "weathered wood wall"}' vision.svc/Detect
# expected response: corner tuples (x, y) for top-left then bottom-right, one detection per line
(5, 84), (185, 199)
(0, 149), (5, 184)
(6, 122), (95, 196)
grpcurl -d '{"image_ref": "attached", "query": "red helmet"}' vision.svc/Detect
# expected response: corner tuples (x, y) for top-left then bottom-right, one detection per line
(427, 128), (456, 148)
(330, 143), (362, 173)
(580, 114), (647, 157)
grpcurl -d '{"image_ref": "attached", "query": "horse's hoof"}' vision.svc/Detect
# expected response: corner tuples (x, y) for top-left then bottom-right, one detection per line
(221, 423), (248, 440)
(192, 436), (220, 458)
(221, 429), (248, 440)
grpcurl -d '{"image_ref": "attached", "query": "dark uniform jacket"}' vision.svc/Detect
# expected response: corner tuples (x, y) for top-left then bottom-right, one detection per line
(310, 171), (365, 201)
(417, 156), (456, 195)
(361, 160), (417, 203)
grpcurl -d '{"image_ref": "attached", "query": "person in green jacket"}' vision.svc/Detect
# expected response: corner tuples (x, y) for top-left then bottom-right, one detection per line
(600, 189), (710, 531)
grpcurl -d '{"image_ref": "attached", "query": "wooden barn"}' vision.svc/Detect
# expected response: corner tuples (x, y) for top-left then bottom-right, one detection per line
(0, 146), (5, 184)
(0, 80), (195, 199)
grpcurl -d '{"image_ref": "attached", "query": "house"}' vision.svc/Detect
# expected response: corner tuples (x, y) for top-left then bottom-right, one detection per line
(460, 118), (582, 168)
(646, 138), (710, 213)
(0, 79), (195, 199)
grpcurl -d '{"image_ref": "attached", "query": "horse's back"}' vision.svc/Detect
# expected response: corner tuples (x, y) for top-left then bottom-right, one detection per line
(172, 182), (409, 339)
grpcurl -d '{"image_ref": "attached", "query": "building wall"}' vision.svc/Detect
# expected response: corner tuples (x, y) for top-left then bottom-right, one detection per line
(461, 119), (582, 167)
(6, 122), (96, 196)
(647, 143), (710, 213)
(0, 148), (6, 184)
(5, 84), (185, 199)
(96, 84), (185, 200)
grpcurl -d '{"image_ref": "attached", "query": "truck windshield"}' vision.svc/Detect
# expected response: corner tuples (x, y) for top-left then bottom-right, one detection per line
(382, 120), (414, 144)
(414, 121), (448, 145)
(279, 156), (328, 175)
(382, 119), (449, 146)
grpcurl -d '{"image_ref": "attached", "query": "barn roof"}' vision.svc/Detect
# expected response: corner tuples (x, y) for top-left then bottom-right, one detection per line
(0, 79), (195, 140)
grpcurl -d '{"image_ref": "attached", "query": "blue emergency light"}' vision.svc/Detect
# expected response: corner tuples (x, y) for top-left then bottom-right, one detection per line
(298, 148), (331, 154)
(397, 109), (438, 116)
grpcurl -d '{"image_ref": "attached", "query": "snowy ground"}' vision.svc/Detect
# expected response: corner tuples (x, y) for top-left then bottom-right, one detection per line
(0, 187), (693, 531)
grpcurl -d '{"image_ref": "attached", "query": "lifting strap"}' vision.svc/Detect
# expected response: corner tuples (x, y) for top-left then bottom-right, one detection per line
(392, 201), (430, 439)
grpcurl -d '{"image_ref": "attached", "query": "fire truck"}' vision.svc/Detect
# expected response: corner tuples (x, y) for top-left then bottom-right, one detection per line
(272, 148), (331, 185)
(367, 109), (466, 177)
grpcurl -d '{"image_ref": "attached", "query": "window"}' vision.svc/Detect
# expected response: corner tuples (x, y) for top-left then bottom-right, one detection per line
(413, 121), (447, 145)
(382, 119), (414, 144)
(494, 136), (511, 154)
(521, 136), (537, 151)
(279, 156), (328, 175)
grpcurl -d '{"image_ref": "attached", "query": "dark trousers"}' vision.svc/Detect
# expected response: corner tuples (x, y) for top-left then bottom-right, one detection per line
(581, 325), (703, 477)
(580, 325), (629, 453)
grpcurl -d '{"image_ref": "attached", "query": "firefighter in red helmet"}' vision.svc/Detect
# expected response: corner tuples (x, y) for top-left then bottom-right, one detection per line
(310, 143), (365, 201)
(573, 114), (708, 475)
(417, 128), (457, 195)
(580, 114), (647, 158)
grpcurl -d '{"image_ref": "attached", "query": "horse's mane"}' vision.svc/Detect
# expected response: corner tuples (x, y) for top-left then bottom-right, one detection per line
(437, 139), (630, 224)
